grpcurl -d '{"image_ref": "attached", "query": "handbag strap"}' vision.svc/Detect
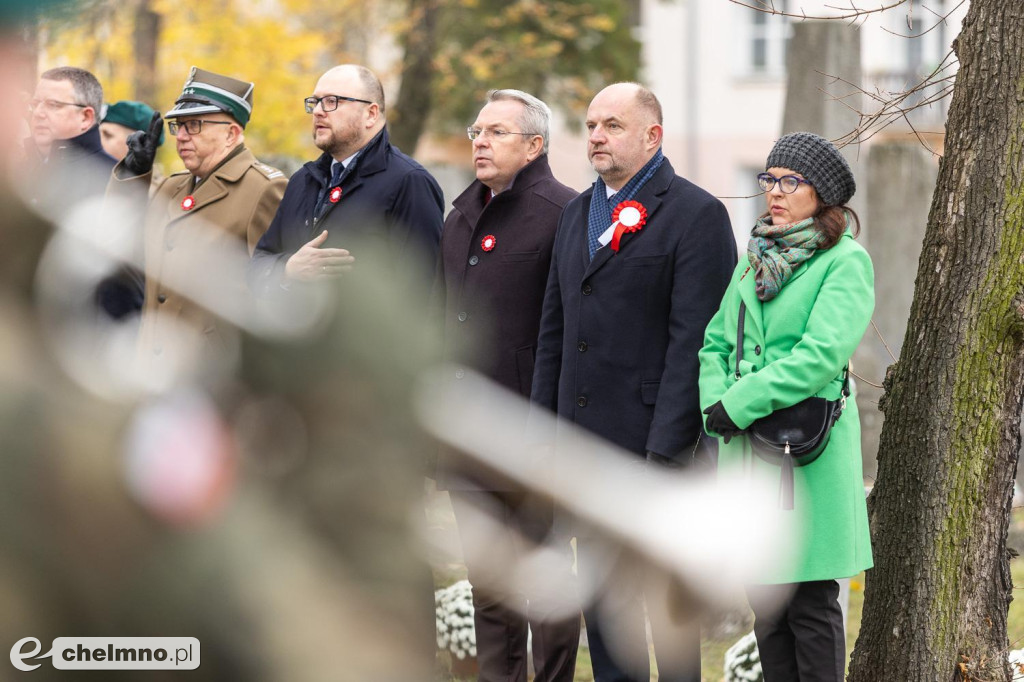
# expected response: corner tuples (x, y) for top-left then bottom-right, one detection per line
(736, 300), (850, 402)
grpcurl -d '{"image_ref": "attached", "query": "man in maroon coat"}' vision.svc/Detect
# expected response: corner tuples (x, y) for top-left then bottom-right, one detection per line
(435, 89), (580, 682)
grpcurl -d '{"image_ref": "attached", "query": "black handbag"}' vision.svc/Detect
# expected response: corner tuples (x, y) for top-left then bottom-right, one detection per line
(735, 301), (849, 509)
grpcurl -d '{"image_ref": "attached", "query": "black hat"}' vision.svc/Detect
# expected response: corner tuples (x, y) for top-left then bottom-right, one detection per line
(164, 66), (254, 128)
(765, 132), (856, 206)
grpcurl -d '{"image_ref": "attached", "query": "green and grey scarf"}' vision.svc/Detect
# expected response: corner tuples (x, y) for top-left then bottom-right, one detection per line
(747, 216), (828, 301)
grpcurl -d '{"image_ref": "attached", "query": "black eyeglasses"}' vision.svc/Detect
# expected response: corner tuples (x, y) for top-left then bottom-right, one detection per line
(28, 99), (88, 114)
(168, 119), (231, 135)
(304, 94), (373, 114)
(757, 172), (814, 194)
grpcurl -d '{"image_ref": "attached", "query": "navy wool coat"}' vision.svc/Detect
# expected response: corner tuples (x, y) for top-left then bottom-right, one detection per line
(248, 127), (443, 295)
(530, 158), (737, 463)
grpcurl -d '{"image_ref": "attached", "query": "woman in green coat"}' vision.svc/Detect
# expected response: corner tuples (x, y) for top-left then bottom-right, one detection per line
(698, 132), (874, 682)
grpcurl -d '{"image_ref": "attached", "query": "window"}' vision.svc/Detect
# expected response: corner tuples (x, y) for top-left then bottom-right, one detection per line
(744, 2), (790, 76)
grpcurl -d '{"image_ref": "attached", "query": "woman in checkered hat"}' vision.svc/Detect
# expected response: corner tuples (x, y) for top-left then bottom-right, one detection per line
(698, 132), (874, 681)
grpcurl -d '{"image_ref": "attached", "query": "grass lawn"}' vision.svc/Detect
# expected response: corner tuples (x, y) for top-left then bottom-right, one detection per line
(435, 492), (1024, 681)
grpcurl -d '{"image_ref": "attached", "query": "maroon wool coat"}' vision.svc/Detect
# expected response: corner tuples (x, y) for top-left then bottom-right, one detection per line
(434, 155), (577, 490)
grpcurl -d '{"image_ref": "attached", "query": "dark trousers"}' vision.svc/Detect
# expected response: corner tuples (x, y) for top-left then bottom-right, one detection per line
(746, 580), (845, 682)
(576, 537), (701, 682)
(449, 489), (580, 682)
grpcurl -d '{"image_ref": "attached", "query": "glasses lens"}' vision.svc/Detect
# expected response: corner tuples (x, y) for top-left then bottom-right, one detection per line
(187, 120), (203, 135)
(304, 98), (316, 114)
(757, 174), (773, 192)
(322, 96), (338, 112)
(780, 176), (800, 193)
(467, 128), (479, 141)
(167, 121), (178, 134)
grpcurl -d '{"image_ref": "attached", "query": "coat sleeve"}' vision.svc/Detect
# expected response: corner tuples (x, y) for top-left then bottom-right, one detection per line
(698, 271), (743, 435)
(529, 212), (568, 418)
(387, 169), (444, 277)
(646, 198), (737, 459)
(720, 245), (875, 429)
(247, 184), (295, 297)
(245, 175), (288, 256)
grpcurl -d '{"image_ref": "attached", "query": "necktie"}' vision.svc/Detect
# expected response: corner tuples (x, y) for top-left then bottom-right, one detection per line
(315, 162), (344, 219)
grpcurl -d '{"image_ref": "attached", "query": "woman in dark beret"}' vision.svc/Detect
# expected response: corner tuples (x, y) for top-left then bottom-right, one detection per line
(699, 132), (874, 681)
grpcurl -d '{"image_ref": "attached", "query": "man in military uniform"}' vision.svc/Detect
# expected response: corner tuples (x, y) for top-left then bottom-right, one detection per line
(107, 66), (287, 383)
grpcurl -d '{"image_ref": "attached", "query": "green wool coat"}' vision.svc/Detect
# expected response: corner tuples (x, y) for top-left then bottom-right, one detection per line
(698, 232), (874, 584)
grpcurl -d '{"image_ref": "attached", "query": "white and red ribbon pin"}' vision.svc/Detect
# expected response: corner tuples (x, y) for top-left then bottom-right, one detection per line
(609, 200), (647, 252)
(329, 186), (342, 203)
(481, 234), (497, 252)
(181, 195), (196, 211)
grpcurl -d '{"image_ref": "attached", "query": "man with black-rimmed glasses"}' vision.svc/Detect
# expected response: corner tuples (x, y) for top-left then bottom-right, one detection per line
(106, 66), (286, 383)
(248, 64), (443, 295)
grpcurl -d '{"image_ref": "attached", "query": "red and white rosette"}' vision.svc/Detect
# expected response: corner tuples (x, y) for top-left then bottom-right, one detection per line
(610, 200), (647, 252)
(481, 234), (497, 252)
(329, 186), (342, 203)
(181, 195), (196, 211)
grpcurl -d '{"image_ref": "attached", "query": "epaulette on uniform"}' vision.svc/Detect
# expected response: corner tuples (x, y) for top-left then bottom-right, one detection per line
(252, 161), (285, 180)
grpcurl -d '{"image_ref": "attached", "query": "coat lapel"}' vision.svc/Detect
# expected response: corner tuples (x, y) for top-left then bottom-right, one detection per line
(164, 148), (253, 224)
(737, 263), (765, 339)
(578, 190), (594, 272)
(582, 160), (672, 280)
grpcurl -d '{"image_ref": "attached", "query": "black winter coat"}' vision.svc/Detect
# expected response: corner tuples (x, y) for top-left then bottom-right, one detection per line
(435, 155), (577, 490)
(530, 158), (737, 464)
(248, 128), (443, 295)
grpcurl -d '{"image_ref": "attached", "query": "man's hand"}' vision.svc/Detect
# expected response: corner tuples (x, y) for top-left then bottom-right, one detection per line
(284, 231), (355, 282)
(123, 112), (163, 176)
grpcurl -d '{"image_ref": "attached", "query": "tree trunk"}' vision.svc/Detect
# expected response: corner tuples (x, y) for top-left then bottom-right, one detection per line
(389, 0), (439, 155)
(848, 1), (1024, 681)
(132, 0), (160, 106)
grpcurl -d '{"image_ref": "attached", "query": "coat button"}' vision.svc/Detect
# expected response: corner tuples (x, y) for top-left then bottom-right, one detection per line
(457, 312), (468, 322)
(754, 345), (762, 355)
(582, 284), (592, 295)
(469, 255), (479, 266)
(455, 369), (465, 379)
(157, 294), (167, 304)
(577, 341), (588, 352)
(576, 396), (588, 407)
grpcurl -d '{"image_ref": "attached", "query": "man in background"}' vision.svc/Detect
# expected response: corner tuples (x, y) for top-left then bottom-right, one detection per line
(108, 66), (287, 383)
(530, 82), (737, 682)
(248, 64), (442, 296)
(436, 88), (581, 682)
(27, 65), (114, 206)
(100, 99), (163, 162)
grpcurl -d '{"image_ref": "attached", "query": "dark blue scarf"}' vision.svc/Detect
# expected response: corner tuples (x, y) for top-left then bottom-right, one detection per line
(586, 148), (664, 259)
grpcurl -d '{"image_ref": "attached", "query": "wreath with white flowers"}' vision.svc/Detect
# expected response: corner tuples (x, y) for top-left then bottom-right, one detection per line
(435, 580), (477, 660)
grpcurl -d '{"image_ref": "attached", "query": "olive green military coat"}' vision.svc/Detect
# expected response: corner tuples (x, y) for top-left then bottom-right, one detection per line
(698, 232), (874, 584)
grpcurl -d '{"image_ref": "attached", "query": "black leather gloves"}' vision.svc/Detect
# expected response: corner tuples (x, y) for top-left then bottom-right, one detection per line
(703, 401), (742, 443)
(123, 112), (163, 177)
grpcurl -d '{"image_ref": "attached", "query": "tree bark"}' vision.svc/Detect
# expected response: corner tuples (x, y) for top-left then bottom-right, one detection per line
(389, 0), (439, 155)
(132, 0), (160, 106)
(848, 1), (1024, 680)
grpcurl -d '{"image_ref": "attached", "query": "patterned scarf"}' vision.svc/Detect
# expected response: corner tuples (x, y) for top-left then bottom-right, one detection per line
(586, 148), (665, 260)
(747, 215), (829, 301)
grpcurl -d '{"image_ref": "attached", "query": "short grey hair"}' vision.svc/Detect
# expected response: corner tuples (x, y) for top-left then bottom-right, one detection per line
(41, 66), (103, 116)
(486, 89), (551, 154)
